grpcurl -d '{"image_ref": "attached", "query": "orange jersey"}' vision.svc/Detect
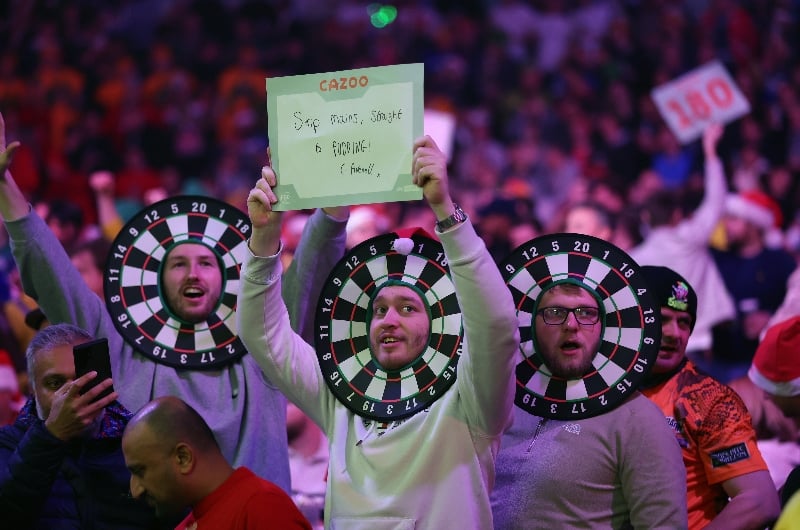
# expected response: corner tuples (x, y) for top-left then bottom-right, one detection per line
(642, 361), (767, 529)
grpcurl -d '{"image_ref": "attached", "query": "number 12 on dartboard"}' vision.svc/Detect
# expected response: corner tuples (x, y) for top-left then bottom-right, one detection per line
(651, 60), (750, 144)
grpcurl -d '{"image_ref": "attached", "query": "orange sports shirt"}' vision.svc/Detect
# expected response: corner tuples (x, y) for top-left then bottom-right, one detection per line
(642, 360), (768, 529)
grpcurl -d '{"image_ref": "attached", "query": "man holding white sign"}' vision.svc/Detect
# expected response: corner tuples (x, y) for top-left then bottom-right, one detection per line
(239, 135), (519, 529)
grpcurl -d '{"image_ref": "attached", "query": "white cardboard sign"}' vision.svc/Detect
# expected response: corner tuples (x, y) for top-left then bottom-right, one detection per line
(651, 60), (750, 144)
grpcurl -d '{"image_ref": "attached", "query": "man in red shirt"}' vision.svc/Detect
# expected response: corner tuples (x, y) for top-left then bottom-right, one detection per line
(640, 265), (780, 529)
(122, 396), (311, 530)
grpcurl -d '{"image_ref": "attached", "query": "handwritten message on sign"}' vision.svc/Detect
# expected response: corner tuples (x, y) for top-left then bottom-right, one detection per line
(266, 63), (424, 210)
(651, 60), (750, 144)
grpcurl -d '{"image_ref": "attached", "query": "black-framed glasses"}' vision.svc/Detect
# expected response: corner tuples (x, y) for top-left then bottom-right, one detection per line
(537, 306), (600, 325)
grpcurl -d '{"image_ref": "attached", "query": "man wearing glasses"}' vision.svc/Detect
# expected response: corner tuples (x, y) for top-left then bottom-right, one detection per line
(492, 281), (686, 529)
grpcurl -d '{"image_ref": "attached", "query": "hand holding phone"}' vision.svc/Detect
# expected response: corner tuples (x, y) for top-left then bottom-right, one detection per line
(73, 338), (115, 401)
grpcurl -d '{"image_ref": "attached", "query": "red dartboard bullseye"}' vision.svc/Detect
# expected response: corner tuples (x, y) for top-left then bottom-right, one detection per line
(104, 196), (252, 369)
(315, 231), (463, 422)
(500, 233), (661, 420)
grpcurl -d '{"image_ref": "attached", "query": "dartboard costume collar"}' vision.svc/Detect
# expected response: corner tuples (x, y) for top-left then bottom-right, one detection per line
(104, 196), (252, 369)
(500, 233), (661, 420)
(314, 228), (463, 421)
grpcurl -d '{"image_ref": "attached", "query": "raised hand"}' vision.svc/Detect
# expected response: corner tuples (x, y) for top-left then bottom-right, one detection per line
(44, 371), (118, 441)
(0, 112), (21, 179)
(702, 123), (723, 159)
(412, 135), (455, 220)
(89, 170), (115, 197)
(246, 164), (283, 256)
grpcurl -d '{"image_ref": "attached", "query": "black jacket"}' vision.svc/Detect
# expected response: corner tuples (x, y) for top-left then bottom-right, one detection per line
(0, 398), (160, 529)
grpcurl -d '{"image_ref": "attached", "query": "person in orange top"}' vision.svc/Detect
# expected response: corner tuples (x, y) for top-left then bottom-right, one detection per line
(640, 265), (780, 530)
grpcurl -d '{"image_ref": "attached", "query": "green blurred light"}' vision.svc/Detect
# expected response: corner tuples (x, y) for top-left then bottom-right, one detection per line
(369, 4), (397, 28)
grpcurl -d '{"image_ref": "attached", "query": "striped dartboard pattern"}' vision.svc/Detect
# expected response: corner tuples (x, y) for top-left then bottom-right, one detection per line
(315, 231), (463, 421)
(501, 233), (661, 420)
(104, 196), (251, 369)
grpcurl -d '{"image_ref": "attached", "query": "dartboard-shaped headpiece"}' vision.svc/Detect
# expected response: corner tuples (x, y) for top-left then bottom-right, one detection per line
(500, 233), (661, 420)
(104, 196), (252, 369)
(315, 228), (463, 421)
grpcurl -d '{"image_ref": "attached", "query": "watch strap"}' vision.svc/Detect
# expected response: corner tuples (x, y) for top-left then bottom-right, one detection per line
(436, 204), (467, 231)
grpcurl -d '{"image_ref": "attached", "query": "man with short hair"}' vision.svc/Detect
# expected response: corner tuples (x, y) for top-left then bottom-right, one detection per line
(160, 242), (223, 324)
(0, 323), (159, 529)
(239, 135), (520, 528)
(0, 111), (349, 489)
(122, 396), (311, 529)
(641, 265), (780, 529)
(491, 281), (687, 529)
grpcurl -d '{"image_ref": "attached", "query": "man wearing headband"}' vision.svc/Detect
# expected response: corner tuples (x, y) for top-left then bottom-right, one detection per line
(641, 265), (779, 529)
(491, 279), (687, 528)
(0, 111), (349, 490)
(239, 135), (519, 529)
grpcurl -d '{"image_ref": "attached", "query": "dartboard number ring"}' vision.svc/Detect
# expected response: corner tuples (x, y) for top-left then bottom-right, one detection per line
(500, 233), (661, 420)
(105, 196), (252, 369)
(314, 232), (464, 422)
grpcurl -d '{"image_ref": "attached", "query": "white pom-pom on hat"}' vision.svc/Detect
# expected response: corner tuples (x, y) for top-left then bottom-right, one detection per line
(393, 238), (414, 255)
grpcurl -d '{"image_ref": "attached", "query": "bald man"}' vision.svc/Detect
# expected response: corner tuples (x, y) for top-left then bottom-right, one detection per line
(122, 397), (311, 530)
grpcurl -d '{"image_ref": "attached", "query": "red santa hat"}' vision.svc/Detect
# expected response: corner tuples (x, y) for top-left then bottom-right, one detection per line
(725, 190), (783, 230)
(0, 350), (18, 394)
(749, 316), (800, 397)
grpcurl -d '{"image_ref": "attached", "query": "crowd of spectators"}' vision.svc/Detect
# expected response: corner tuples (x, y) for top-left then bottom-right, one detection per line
(1, 0), (799, 362)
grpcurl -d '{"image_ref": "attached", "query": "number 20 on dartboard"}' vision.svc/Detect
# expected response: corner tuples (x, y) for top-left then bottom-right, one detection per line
(651, 60), (750, 144)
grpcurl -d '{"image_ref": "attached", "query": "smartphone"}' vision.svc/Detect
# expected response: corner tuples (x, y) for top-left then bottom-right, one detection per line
(73, 338), (115, 401)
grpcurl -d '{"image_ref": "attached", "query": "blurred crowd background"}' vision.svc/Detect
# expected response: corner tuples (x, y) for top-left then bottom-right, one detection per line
(0, 0), (798, 251)
(1, 0), (800, 503)
(1, 0), (800, 363)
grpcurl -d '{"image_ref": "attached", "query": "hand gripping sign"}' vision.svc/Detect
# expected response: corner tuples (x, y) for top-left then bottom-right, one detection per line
(651, 60), (750, 144)
(266, 63), (424, 210)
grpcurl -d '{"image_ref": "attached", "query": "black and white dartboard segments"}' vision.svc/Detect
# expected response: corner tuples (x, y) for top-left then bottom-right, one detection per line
(501, 233), (661, 420)
(315, 231), (462, 422)
(104, 196), (252, 369)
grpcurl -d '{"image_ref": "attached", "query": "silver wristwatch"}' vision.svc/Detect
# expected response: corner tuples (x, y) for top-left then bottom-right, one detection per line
(435, 204), (467, 231)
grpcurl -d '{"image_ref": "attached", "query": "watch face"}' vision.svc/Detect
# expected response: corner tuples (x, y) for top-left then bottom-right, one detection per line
(314, 230), (463, 422)
(501, 233), (661, 420)
(104, 196), (252, 369)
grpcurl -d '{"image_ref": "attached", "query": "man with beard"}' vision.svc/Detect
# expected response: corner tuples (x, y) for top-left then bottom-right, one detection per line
(641, 265), (779, 530)
(160, 242), (223, 324)
(0, 324), (160, 529)
(0, 111), (349, 489)
(239, 136), (519, 529)
(491, 281), (687, 529)
(122, 396), (311, 529)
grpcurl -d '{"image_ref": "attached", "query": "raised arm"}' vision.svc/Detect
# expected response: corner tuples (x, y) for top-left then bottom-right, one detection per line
(88, 170), (125, 241)
(238, 165), (332, 425)
(413, 135), (519, 436)
(282, 206), (348, 343)
(679, 123), (727, 239)
(0, 112), (123, 361)
(0, 112), (30, 221)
